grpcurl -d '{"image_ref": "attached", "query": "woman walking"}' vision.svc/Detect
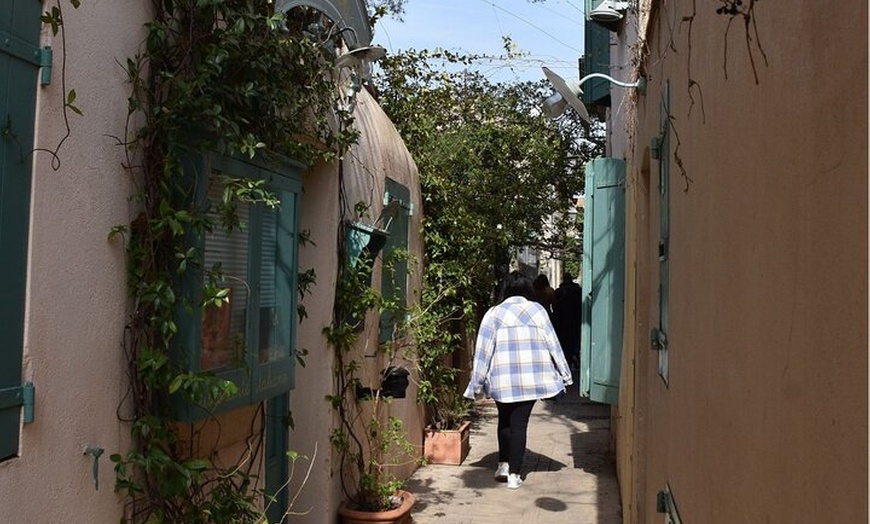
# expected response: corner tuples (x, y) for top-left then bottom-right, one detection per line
(463, 271), (573, 489)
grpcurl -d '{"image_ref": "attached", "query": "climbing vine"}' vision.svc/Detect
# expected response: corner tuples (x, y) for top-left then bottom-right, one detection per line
(21, 0), (84, 170)
(106, 1), (357, 522)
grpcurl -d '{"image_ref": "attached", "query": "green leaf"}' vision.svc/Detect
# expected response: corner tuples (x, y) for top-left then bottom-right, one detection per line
(108, 225), (127, 241)
(183, 459), (210, 471)
(167, 375), (184, 394)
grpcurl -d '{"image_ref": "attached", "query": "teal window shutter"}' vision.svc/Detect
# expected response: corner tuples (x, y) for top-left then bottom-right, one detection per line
(379, 178), (411, 345)
(174, 155), (303, 420)
(580, 158), (626, 405)
(0, 0), (43, 461)
(264, 392), (290, 522)
(653, 82), (671, 384)
(581, 21), (612, 107)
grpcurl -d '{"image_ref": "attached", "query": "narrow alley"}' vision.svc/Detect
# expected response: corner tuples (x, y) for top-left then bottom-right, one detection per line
(406, 383), (622, 523)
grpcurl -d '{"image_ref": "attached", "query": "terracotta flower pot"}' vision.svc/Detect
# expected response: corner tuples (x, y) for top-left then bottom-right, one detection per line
(423, 420), (471, 465)
(338, 490), (415, 524)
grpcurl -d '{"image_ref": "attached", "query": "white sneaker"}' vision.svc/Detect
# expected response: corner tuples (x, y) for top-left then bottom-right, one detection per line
(507, 473), (523, 489)
(494, 462), (509, 482)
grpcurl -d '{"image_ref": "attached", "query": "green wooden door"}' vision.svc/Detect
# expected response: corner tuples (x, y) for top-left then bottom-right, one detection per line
(0, 0), (42, 461)
(580, 158), (626, 405)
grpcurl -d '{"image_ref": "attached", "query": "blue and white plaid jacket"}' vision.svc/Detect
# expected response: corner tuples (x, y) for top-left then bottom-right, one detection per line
(463, 296), (573, 403)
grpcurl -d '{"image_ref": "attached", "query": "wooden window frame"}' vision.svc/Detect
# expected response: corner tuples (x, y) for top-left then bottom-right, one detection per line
(172, 154), (303, 420)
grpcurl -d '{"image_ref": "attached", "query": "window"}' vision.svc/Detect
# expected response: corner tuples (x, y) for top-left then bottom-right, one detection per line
(0, 0), (43, 461)
(378, 178), (411, 345)
(174, 154), (303, 419)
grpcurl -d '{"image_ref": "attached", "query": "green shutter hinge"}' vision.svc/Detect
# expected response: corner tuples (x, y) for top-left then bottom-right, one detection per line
(0, 382), (35, 423)
(651, 328), (667, 350)
(658, 239), (668, 261)
(22, 382), (34, 423)
(656, 490), (670, 513)
(39, 46), (53, 86)
(657, 486), (683, 524)
(650, 135), (661, 160)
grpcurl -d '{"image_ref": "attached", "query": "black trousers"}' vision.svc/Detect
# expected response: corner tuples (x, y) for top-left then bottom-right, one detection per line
(495, 399), (536, 475)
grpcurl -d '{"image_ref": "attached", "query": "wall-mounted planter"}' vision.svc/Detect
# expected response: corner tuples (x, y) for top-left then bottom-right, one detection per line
(423, 420), (471, 466)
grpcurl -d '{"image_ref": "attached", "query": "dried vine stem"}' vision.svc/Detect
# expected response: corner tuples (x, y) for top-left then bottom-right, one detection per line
(667, 114), (694, 192)
(680, 0), (706, 123)
(721, 0), (768, 84)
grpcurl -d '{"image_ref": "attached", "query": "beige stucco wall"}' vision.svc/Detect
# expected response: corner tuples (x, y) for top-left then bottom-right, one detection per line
(287, 87), (424, 522)
(1, 4), (424, 524)
(0, 2), (149, 522)
(617, 1), (867, 522)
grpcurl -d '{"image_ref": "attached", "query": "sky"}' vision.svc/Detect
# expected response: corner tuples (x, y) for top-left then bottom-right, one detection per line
(374, 0), (586, 84)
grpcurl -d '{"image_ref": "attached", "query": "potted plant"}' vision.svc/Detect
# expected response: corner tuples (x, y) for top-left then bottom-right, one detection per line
(327, 223), (418, 523)
(413, 305), (474, 465)
(334, 396), (416, 524)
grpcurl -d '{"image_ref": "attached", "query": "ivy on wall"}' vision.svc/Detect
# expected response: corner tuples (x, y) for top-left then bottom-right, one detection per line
(98, 2), (357, 522)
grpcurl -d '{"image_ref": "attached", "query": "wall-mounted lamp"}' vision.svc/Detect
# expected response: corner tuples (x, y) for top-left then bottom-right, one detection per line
(589, 0), (630, 22)
(543, 67), (589, 122)
(336, 44), (387, 69)
(542, 66), (646, 123)
(355, 366), (411, 400)
(336, 45), (387, 112)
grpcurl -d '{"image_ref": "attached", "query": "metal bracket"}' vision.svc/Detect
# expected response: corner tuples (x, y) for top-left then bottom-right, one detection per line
(0, 382), (35, 423)
(83, 446), (104, 490)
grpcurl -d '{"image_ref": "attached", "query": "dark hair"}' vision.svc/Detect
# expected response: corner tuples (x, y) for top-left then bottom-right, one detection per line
(500, 271), (534, 301)
(533, 274), (550, 290)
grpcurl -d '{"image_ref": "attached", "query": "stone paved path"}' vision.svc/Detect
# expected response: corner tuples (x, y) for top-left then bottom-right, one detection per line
(405, 383), (622, 523)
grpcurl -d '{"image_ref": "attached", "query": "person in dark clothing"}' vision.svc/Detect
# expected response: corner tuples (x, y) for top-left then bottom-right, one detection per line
(532, 274), (556, 317)
(553, 273), (582, 369)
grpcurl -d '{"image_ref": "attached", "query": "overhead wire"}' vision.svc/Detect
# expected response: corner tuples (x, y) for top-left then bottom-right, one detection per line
(561, 0), (586, 16)
(476, 0), (584, 55)
(374, 1), (585, 82)
(486, 0), (522, 81)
